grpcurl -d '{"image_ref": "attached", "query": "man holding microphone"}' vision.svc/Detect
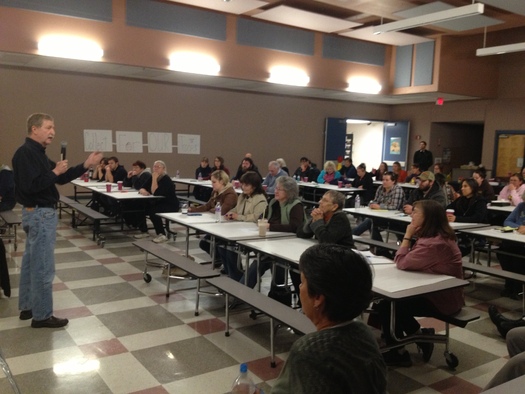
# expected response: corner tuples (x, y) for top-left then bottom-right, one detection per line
(12, 113), (102, 328)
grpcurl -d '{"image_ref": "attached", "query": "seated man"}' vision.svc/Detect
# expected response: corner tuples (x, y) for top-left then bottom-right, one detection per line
(122, 160), (152, 228)
(262, 161), (287, 194)
(339, 157), (357, 180)
(104, 156), (127, 183)
(0, 164), (16, 212)
(403, 171), (446, 214)
(292, 157), (320, 182)
(352, 171), (404, 249)
(232, 157), (262, 181)
(405, 163), (422, 184)
(94, 156), (127, 216)
(193, 156), (213, 202)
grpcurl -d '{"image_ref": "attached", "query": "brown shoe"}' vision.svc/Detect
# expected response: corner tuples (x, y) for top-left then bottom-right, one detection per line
(31, 316), (69, 328)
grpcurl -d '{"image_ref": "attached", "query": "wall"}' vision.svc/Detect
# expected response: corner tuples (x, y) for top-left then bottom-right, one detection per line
(347, 122), (384, 170)
(0, 66), (391, 195)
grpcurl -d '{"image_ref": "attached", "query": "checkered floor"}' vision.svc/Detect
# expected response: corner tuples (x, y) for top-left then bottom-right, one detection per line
(0, 209), (521, 393)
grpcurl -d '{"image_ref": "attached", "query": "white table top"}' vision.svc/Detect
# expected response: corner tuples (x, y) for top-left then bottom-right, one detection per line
(458, 226), (525, 243)
(189, 220), (293, 242)
(297, 181), (362, 193)
(373, 181), (418, 189)
(158, 211), (218, 225)
(71, 178), (106, 188)
(487, 203), (514, 213)
(344, 207), (488, 230)
(172, 177), (212, 187)
(237, 237), (465, 299)
(87, 186), (161, 200)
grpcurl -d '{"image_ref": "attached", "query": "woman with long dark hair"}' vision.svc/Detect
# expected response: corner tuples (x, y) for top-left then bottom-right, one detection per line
(378, 200), (464, 367)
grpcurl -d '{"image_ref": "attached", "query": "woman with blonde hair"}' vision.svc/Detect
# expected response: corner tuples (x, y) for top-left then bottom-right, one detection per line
(317, 161), (341, 184)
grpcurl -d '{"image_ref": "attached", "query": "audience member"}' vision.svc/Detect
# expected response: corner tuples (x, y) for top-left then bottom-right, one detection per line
(211, 156), (230, 176)
(317, 160), (341, 184)
(270, 244), (387, 394)
(91, 157), (108, 181)
(104, 156), (127, 183)
(373, 162), (388, 181)
(339, 157), (357, 179)
(377, 200), (463, 367)
(405, 163), (422, 184)
(123, 160), (151, 190)
(351, 163), (374, 205)
(0, 164), (16, 212)
(292, 157), (319, 182)
(473, 167), (495, 201)
(403, 171), (446, 214)
(232, 157), (262, 181)
(433, 163), (444, 174)
(219, 172), (268, 280)
(392, 161), (408, 183)
(133, 160), (179, 243)
(241, 177), (305, 295)
(262, 161), (287, 194)
(488, 305), (525, 338)
(435, 172), (458, 205)
(498, 173), (525, 206)
(193, 156), (213, 202)
(275, 158), (289, 175)
(92, 156), (127, 216)
(352, 171), (404, 247)
(413, 141), (433, 171)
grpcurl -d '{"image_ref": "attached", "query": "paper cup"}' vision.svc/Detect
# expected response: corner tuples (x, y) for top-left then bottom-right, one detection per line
(105, 183), (112, 192)
(117, 181), (123, 191)
(258, 219), (268, 237)
(446, 209), (454, 215)
(338, 180), (343, 188)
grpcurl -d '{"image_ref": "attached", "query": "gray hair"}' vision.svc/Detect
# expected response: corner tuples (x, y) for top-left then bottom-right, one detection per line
(276, 158), (287, 168)
(154, 160), (167, 173)
(324, 190), (345, 210)
(268, 161), (280, 170)
(277, 176), (299, 203)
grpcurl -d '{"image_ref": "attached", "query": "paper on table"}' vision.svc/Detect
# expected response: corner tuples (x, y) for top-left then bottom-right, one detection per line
(357, 251), (395, 265)
(373, 265), (453, 293)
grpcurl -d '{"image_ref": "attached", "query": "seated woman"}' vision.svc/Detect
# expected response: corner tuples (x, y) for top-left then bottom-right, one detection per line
(377, 200), (464, 367)
(133, 160), (179, 243)
(189, 170), (238, 257)
(496, 195), (525, 299)
(91, 157), (108, 181)
(276, 157), (289, 175)
(316, 160), (341, 184)
(219, 171), (268, 281)
(498, 173), (525, 206)
(373, 161), (388, 181)
(211, 156), (230, 176)
(446, 178), (488, 255)
(241, 176), (305, 291)
(270, 244), (387, 394)
(473, 167), (495, 202)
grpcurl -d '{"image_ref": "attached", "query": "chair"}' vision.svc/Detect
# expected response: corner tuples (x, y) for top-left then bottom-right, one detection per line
(0, 348), (21, 393)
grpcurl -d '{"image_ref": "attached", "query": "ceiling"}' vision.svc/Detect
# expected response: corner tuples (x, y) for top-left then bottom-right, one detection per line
(3, 1), (525, 105)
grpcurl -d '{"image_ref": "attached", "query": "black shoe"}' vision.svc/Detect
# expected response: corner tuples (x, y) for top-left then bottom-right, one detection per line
(382, 349), (412, 367)
(19, 310), (32, 320)
(417, 328), (435, 362)
(31, 316), (69, 328)
(497, 320), (525, 339)
(488, 305), (513, 325)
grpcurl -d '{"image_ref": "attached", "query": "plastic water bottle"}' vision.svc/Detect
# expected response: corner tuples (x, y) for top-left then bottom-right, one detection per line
(215, 202), (221, 222)
(231, 363), (256, 394)
(176, 170), (180, 179)
(355, 195), (361, 208)
(88, 167), (93, 178)
(198, 172), (202, 180)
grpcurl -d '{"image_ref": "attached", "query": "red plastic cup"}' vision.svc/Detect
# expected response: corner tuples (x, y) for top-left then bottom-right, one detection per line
(262, 185), (268, 191)
(106, 183), (112, 192)
(303, 177), (308, 182)
(338, 181), (343, 188)
(117, 181), (123, 191)
(446, 209), (454, 216)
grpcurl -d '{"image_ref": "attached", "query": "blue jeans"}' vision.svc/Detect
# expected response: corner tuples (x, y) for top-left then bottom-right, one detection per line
(18, 207), (58, 321)
(352, 218), (383, 241)
(217, 246), (243, 282)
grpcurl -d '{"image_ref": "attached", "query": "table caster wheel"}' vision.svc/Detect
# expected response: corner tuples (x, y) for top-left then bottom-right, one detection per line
(143, 273), (152, 283)
(445, 351), (458, 370)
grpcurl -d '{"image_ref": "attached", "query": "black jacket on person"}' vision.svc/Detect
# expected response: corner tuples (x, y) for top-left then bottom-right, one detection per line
(297, 211), (355, 248)
(405, 181), (446, 207)
(351, 172), (374, 204)
(123, 170), (152, 190)
(413, 149), (433, 171)
(293, 166), (320, 182)
(446, 195), (488, 223)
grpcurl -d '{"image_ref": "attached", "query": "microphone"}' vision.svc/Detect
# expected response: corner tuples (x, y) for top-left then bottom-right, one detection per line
(60, 141), (67, 160)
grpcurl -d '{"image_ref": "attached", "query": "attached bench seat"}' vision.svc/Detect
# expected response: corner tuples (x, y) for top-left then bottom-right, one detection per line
(206, 276), (316, 367)
(59, 195), (109, 241)
(0, 210), (21, 250)
(133, 240), (220, 314)
(353, 235), (399, 252)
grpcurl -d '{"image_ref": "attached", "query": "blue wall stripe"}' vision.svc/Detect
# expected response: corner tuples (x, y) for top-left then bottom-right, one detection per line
(0, 0), (112, 22)
(323, 36), (385, 66)
(126, 0), (226, 41)
(237, 18), (314, 56)
(414, 41), (434, 86)
(394, 45), (413, 88)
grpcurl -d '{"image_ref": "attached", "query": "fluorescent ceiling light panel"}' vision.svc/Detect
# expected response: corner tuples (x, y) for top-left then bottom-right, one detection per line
(169, 52), (220, 75)
(268, 66), (309, 87)
(253, 5), (361, 33)
(347, 77), (382, 94)
(167, 0), (268, 14)
(346, 119), (371, 124)
(477, 42), (525, 56)
(340, 26), (433, 46)
(373, 3), (484, 34)
(38, 35), (103, 61)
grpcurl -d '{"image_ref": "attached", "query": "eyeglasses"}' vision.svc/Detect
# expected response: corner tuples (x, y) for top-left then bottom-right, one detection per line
(275, 187), (284, 192)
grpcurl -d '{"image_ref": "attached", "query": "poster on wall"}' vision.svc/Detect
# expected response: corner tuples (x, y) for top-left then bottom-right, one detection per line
(442, 148), (451, 164)
(84, 129), (113, 152)
(389, 137), (401, 155)
(382, 121), (409, 165)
